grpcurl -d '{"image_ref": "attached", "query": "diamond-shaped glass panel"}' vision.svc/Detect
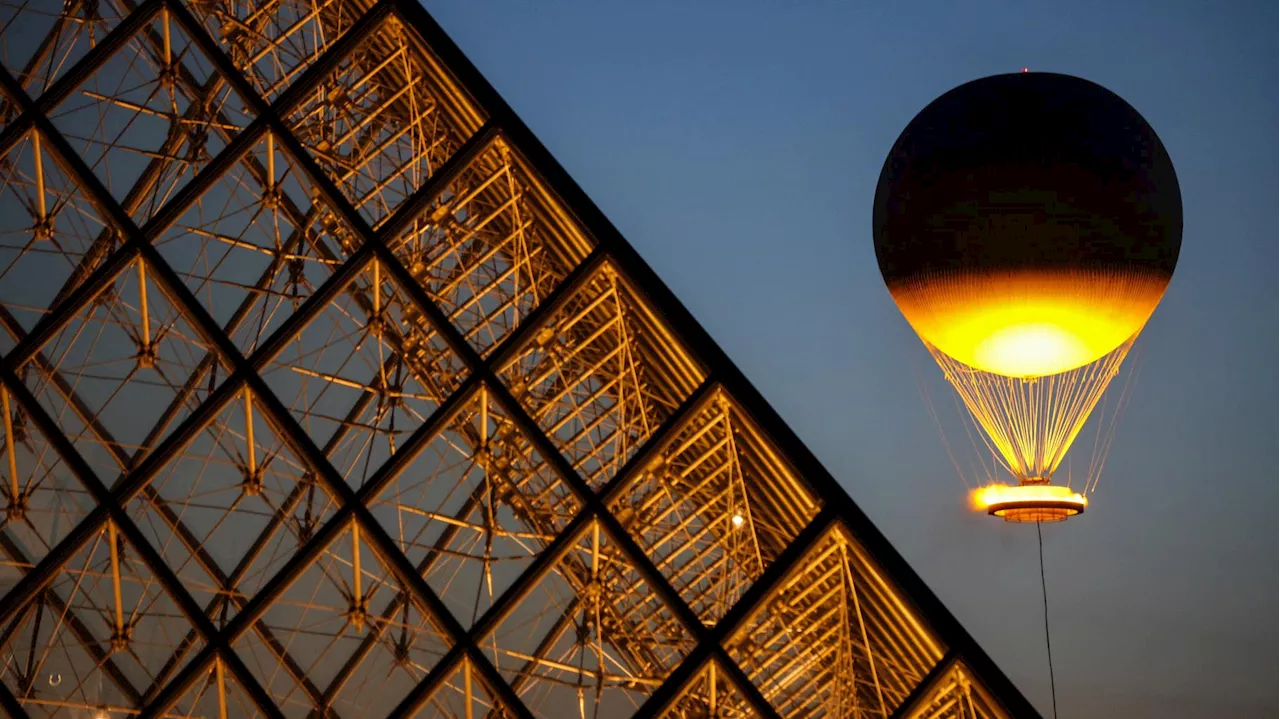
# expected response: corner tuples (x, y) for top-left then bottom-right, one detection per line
(725, 524), (946, 718)
(499, 261), (706, 490)
(285, 14), (485, 226)
(154, 132), (360, 357)
(0, 521), (206, 717)
(0, 129), (115, 331)
(261, 257), (467, 488)
(389, 137), (594, 355)
(126, 385), (340, 626)
(484, 518), (696, 718)
(18, 256), (227, 486)
(610, 387), (820, 626)
(46, 9), (254, 224)
(368, 384), (580, 628)
(230, 519), (452, 718)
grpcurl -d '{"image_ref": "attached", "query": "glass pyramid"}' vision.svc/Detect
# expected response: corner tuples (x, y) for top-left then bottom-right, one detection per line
(0, 1), (1040, 717)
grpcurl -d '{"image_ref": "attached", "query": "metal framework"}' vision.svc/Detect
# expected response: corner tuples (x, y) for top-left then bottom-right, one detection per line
(0, 1), (1041, 717)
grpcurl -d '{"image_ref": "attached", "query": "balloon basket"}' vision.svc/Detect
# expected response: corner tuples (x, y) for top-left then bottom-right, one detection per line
(970, 483), (1087, 523)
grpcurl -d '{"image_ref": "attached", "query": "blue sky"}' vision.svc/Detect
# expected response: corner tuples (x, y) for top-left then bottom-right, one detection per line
(428, 1), (1276, 716)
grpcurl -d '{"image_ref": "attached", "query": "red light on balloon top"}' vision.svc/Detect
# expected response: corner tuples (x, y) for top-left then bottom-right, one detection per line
(1021, 67), (1029, 73)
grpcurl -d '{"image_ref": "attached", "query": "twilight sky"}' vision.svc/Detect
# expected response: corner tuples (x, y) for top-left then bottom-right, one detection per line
(427, 1), (1276, 716)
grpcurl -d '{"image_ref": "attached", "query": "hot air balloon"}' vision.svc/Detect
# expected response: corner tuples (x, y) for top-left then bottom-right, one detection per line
(874, 71), (1181, 522)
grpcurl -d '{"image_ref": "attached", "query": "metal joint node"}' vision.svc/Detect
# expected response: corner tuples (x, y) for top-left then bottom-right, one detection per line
(110, 625), (133, 654)
(5, 492), (27, 521)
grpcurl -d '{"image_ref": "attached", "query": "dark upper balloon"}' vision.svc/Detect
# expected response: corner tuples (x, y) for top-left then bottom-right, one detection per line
(872, 72), (1182, 286)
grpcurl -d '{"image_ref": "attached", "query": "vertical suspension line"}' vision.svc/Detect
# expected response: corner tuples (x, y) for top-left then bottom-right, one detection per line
(3, 388), (19, 512)
(266, 131), (275, 189)
(463, 655), (475, 719)
(160, 5), (178, 122)
(215, 655), (229, 719)
(351, 520), (363, 629)
(161, 6), (172, 67)
(137, 259), (152, 355)
(708, 661), (718, 716)
(243, 386), (257, 481)
(1038, 521), (1059, 719)
(108, 520), (126, 643)
(32, 131), (47, 228)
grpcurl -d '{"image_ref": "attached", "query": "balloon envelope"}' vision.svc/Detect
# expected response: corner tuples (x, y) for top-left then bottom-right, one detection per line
(873, 72), (1182, 377)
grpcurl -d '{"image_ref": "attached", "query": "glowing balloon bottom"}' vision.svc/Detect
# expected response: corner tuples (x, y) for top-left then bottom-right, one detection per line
(970, 483), (1087, 523)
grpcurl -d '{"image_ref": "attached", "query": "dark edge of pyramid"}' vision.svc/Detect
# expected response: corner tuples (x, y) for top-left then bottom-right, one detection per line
(392, 2), (1044, 718)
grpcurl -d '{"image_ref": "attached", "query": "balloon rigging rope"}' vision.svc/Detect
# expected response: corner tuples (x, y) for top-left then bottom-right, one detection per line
(1038, 521), (1059, 719)
(930, 339), (1133, 482)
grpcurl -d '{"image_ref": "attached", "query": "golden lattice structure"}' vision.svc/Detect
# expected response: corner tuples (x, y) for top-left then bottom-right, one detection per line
(0, 2), (1039, 717)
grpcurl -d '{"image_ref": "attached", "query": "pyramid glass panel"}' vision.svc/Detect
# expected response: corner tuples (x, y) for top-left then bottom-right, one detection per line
(15, 256), (227, 486)
(498, 260), (707, 491)
(0, 2), (1039, 718)
(153, 131), (361, 357)
(45, 6), (254, 223)
(367, 384), (581, 629)
(390, 136), (594, 356)
(725, 524), (945, 718)
(0, 129), (114, 331)
(260, 256), (467, 489)
(125, 385), (342, 625)
(0, 520), (207, 717)
(284, 13), (485, 226)
(482, 518), (696, 718)
(609, 387), (820, 626)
